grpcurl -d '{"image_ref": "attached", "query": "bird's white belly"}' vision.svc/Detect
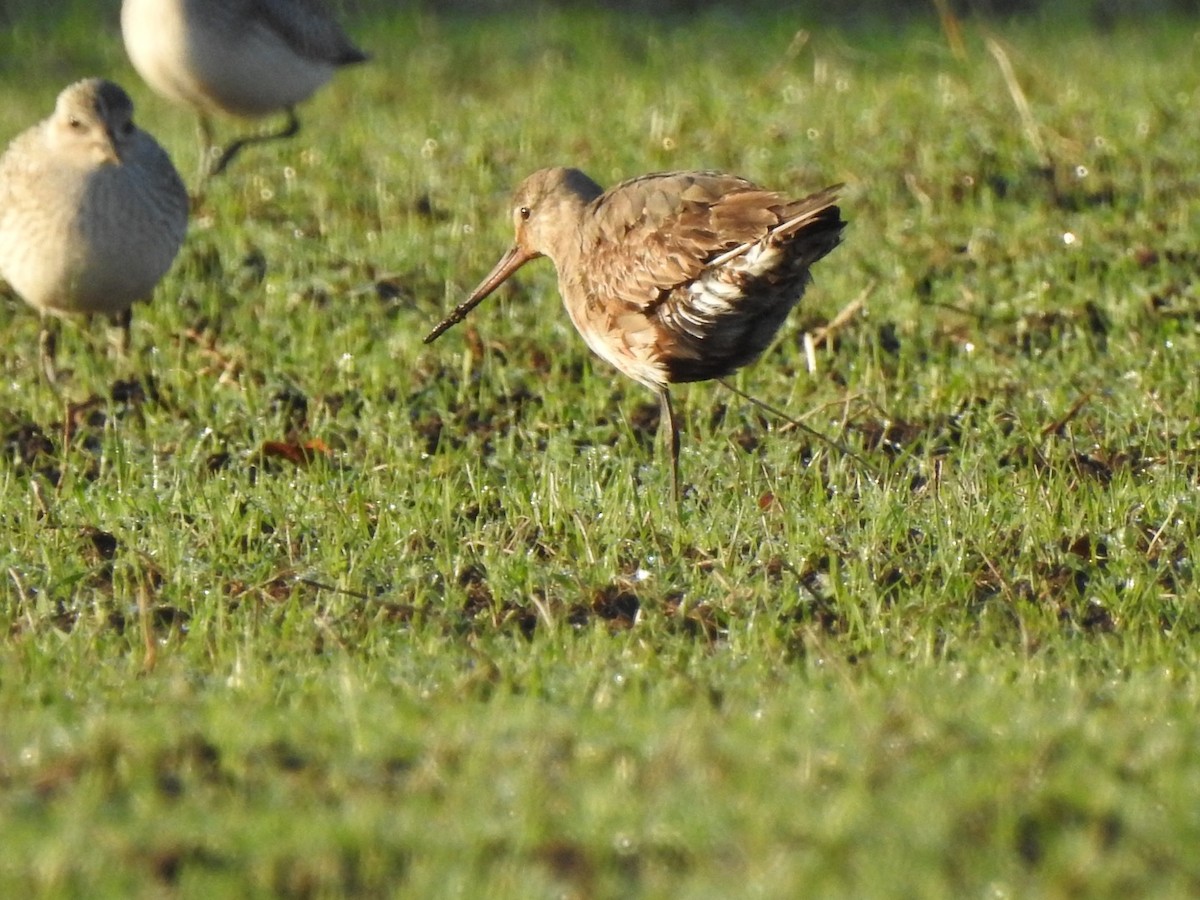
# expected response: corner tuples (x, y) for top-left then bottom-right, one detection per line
(0, 169), (184, 317)
(122, 0), (335, 118)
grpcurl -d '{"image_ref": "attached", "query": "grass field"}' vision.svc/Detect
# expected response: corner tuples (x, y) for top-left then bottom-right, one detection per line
(3, 2), (1200, 896)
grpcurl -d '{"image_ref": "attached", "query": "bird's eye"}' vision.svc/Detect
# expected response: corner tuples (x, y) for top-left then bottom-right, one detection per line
(518, 206), (531, 221)
(67, 116), (84, 130)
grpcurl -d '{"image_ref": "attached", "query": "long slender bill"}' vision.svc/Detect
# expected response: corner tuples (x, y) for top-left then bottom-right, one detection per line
(424, 245), (537, 344)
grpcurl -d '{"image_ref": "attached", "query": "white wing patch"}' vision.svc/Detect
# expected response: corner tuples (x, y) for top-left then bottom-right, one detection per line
(684, 239), (784, 318)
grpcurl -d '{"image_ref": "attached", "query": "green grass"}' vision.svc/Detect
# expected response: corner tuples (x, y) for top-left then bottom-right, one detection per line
(4, 3), (1200, 896)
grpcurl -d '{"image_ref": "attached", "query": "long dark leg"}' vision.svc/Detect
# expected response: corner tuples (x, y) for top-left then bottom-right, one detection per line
(658, 387), (681, 502)
(38, 318), (59, 386)
(715, 378), (876, 474)
(208, 108), (301, 178)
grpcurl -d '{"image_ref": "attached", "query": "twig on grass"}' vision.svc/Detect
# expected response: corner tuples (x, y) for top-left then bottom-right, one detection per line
(137, 576), (157, 674)
(294, 576), (371, 601)
(931, 0), (967, 60)
(8, 567), (37, 633)
(985, 37), (1050, 169)
(808, 279), (876, 353)
(1041, 388), (1095, 438)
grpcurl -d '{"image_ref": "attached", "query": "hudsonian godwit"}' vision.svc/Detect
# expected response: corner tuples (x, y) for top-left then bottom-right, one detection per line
(425, 166), (846, 498)
(120, 0), (368, 178)
(0, 79), (189, 384)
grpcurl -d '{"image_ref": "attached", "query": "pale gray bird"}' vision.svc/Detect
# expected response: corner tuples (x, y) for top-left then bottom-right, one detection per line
(0, 78), (189, 383)
(121, 0), (369, 178)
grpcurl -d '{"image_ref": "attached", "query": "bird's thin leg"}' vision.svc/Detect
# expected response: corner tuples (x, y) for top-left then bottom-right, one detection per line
(196, 114), (218, 183)
(658, 387), (681, 502)
(208, 108), (301, 178)
(110, 307), (133, 357)
(38, 317), (60, 387)
(715, 378), (877, 474)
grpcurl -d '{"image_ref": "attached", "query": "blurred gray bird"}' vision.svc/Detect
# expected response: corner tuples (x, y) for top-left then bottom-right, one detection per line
(121, 0), (369, 178)
(0, 78), (189, 384)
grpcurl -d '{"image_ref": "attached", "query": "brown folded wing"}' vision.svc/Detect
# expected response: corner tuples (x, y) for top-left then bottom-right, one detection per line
(577, 173), (843, 385)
